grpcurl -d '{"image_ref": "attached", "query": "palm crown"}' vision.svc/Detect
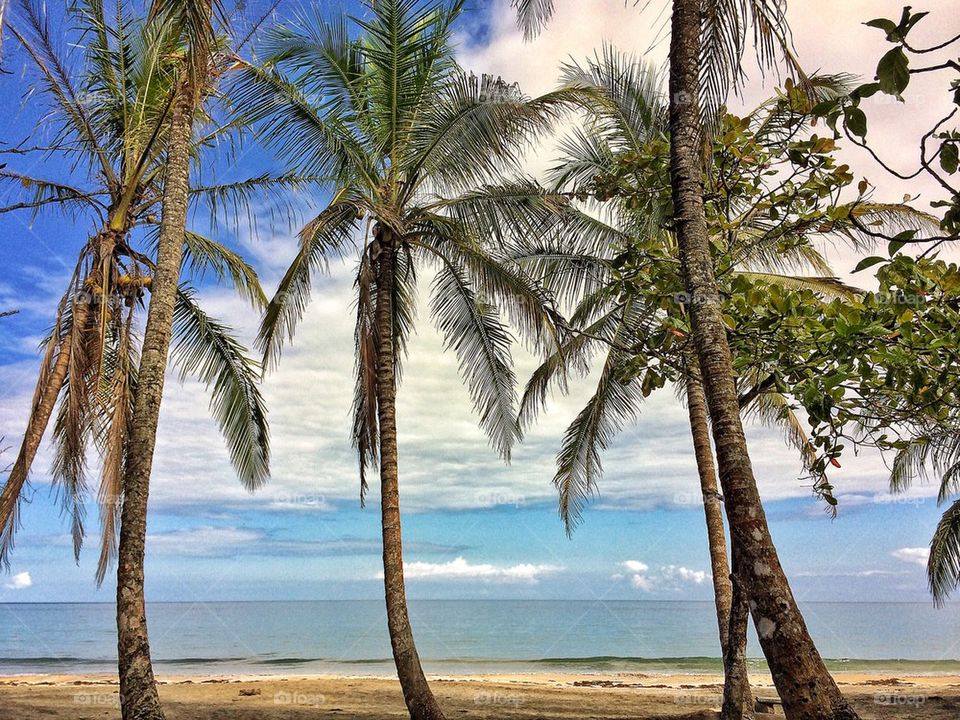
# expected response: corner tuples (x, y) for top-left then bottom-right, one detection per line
(0, 0), (284, 581)
(235, 0), (585, 494)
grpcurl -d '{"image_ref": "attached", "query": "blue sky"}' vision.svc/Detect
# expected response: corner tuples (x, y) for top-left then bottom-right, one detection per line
(1, 0), (958, 605)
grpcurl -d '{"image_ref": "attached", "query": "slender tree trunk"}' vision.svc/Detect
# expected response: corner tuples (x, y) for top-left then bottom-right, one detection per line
(668, 2), (859, 717)
(723, 543), (754, 719)
(374, 229), (446, 720)
(684, 362), (753, 718)
(116, 77), (195, 720)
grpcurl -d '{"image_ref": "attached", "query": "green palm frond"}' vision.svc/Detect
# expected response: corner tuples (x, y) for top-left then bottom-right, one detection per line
(261, 9), (368, 122)
(735, 272), (860, 300)
(743, 390), (817, 470)
(415, 215), (565, 356)
(181, 230), (267, 308)
(518, 307), (619, 432)
(929, 499), (960, 606)
(8, 0), (119, 187)
(555, 343), (641, 534)
(699, 0), (809, 127)
(189, 173), (322, 235)
(172, 287), (270, 490)
(429, 255), (520, 461)
(0, 170), (106, 218)
(258, 197), (361, 369)
(228, 59), (378, 188)
(405, 75), (586, 193)
(557, 46), (667, 156)
(511, 0), (554, 40)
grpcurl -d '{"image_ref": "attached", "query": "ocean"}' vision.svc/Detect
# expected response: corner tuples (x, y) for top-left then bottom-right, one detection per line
(2, 600), (959, 676)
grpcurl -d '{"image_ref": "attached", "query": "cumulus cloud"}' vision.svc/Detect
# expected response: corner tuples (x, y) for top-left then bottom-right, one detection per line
(392, 557), (562, 583)
(892, 548), (930, 567)
(621, 561), (708, 592)
(5, 571), (32, 590)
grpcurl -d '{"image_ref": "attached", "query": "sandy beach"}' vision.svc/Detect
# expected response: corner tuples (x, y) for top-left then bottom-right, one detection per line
(1, 672), (957, 719)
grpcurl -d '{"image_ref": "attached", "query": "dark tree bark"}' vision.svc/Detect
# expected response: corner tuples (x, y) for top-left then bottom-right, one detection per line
(668, 1), (860, 717)
(374, 228), (446, 720)
(684, 362), (753, 718)
(116, 78), (195, 720)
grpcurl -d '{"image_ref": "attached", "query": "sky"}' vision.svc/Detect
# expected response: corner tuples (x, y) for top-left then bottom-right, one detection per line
(0, 0), (958, 606)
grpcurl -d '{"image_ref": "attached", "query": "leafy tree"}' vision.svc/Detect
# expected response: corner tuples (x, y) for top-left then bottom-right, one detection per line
(723, 256), (960, 605)
(231, 2), (581, 717)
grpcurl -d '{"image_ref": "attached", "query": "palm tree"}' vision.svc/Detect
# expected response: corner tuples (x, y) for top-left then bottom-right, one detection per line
(507, 43), (933, 717)
(114, 1), (226, 716)
(512, 3), (860, 717)
(231, 2), (580, 717)
(0, 2), (291, 717)
(665, 1), (860, 716)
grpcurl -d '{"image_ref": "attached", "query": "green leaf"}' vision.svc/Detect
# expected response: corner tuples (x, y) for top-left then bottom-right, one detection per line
(845, 107), (868, 138)
(854, 256), (886, 273)
(877, 47), (910, 95)
(940, 142), (959, 175)
(865, 18), (899, 40)
(888, 230), (917, 256)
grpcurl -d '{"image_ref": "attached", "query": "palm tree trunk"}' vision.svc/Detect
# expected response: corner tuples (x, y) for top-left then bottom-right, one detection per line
(723, 542), (753, 719)
(116, 77), (195, 720)
(684, 362), (753, 718)
(668, 2), (859, 718)
(374, 230), (446, 720)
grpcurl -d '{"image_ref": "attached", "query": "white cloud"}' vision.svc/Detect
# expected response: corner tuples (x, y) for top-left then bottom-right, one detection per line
(5, 571), (32, 590)
(621, 561), (708, 592)
(662, 565), (708, 585)
(394, 557), (562, 583)
(630, 574), (655, 592)
(892, 548), (930, 567)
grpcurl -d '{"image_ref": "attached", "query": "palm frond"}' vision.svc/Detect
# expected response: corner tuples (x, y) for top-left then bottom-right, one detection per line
(511, 0), (554, 40)
(182, 229), (267, 308)
(353, 250), (378, 505)
(258, 196), (361, 369)
(555, 344), (641, 534)
(743, 389), (817, 470)
(929, 499), (960, 606)
(172, 287), (270, 490)
(699, 0), (809, 128)
(429, 257), (520, 461)
(188, 173), (322, 236)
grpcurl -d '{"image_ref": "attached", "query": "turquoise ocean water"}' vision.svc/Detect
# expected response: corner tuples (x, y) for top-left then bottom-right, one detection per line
(2, 600), (959, 676)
